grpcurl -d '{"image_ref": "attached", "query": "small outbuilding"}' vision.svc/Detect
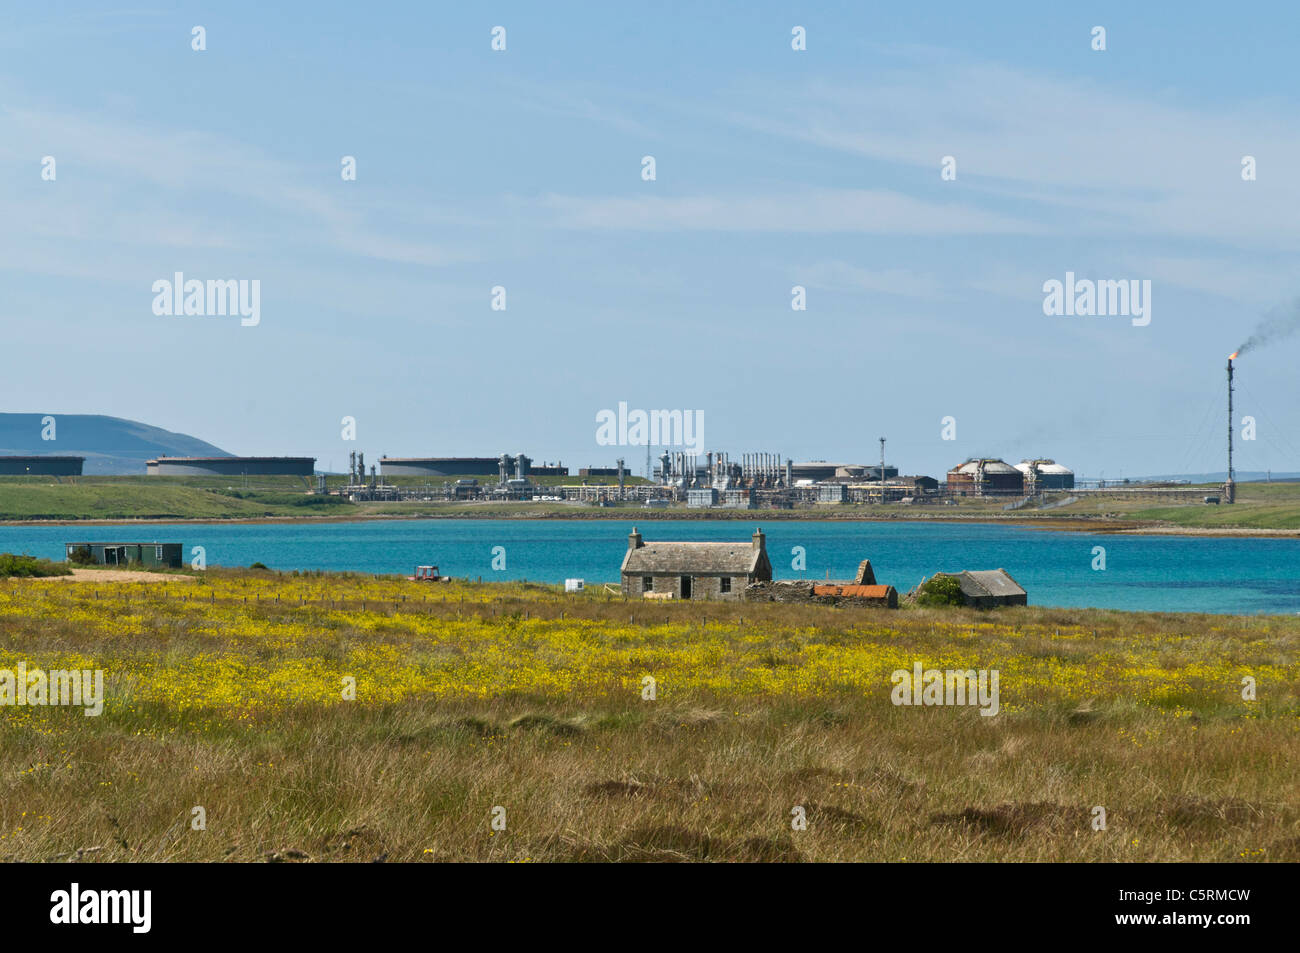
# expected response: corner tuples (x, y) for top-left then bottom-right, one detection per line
(65, 541), (184, 568)
(686, 488), (718, 508)
(743, 559), (899, 608)
(935, 569), (1027, 608)
(811, 583), (899, 608)
(620, 526), (772, 600)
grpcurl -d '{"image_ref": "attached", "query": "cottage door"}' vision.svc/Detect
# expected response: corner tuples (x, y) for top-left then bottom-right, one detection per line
(680, 575), (692, 599)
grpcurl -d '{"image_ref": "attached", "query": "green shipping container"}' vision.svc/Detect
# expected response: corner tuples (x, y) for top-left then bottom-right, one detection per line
(65, 542), (184, 568)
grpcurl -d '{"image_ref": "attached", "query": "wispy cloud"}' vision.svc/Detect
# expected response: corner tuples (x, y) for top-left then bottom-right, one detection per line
(721, 58), (1300, 247)
(538, 188), (1039, 234)
(0, 104), (475, 273)
(800, 260), (952, 300)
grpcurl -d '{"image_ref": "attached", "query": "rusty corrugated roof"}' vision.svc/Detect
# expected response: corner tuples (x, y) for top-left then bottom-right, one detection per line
(813, 584), (894, 598)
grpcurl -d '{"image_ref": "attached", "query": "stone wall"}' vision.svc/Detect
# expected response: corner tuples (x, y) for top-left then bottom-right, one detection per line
(622, 572), (748, 600)
(742, 580), (897, 608)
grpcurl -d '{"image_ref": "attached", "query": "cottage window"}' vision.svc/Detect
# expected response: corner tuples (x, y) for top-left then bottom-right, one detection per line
(642, 576), (653, 591)
(155, 545), (164, 561)
(720, 577), (731, 593)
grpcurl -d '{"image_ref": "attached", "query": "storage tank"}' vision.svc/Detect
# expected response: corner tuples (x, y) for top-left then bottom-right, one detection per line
(946, 458), (1024, 496)
(1016, 459), (1075, 491)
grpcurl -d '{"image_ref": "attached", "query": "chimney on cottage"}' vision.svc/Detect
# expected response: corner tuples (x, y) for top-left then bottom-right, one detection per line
(628, 526), (643, 550)
(752, 526), (765, 551)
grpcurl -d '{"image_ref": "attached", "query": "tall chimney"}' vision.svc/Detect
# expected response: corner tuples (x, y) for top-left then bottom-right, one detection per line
(752, 526), (765, 551)
(1227, 357), (1236, 503)
(628, 526), (643, 550)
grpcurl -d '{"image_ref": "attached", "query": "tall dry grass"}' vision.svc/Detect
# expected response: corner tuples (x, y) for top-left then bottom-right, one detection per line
(0, 570), (1296, 862)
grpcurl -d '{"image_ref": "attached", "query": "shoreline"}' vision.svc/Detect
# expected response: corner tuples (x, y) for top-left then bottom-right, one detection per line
(1, 510), (1297, 538)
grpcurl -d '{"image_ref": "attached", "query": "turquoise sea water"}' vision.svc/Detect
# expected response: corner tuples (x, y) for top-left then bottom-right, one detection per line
(3, 519), (1298, 615)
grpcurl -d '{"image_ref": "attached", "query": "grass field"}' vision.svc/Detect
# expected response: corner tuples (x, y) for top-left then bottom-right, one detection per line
(1020, 482), (1300, 530)
(0, 477), (351, 520)
(1, 570), (1296, 862)
(0, 475), (623, 521)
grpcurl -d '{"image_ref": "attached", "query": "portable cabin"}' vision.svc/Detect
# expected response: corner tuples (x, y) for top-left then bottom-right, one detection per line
(65, 541), (184, 568)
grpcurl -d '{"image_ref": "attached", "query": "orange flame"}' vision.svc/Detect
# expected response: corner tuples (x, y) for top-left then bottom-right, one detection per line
(1229, 351), (1239, 360)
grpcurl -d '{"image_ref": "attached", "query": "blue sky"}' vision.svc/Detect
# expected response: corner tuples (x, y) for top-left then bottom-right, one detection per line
(3, 1), (1299, 479)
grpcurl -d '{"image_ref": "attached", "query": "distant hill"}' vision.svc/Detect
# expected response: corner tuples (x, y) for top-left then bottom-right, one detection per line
(1126, 471), (1300, 484)
(0, 414), (232, 474)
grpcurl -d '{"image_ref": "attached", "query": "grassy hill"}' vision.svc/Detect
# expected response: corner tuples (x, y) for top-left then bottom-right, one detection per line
(0, 413), (232, 474)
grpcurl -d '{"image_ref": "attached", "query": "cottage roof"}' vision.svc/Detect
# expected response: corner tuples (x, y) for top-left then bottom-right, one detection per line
(946, 569), (1025, 598)
(623, 541), (763, 575)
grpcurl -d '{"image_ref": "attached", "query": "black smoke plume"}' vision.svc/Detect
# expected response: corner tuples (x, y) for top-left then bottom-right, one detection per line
(1235, 298), (1300, 357)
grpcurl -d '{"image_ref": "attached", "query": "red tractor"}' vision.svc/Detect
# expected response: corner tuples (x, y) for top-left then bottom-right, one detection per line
(411, 565), (444, 582)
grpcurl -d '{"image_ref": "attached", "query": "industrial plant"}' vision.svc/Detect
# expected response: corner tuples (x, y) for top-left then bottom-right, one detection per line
(6, 408), (1245, 515)
(1, 432), (1232, 515)
(319, 439), (1099, 511)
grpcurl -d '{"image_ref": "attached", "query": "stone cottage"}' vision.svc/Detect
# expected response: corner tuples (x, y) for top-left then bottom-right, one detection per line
(620, 526), (773, 600)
